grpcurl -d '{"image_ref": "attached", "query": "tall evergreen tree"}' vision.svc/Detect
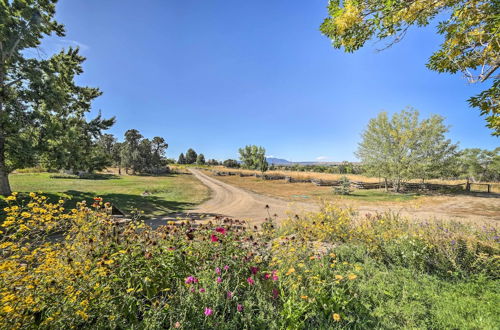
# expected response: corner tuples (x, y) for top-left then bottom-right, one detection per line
(0, 0), (114, 195)
(121, 129), (142, 174)
(196, 153), (206, 165)
(185, 148), (197, 164)
(177, 153), (186, 164)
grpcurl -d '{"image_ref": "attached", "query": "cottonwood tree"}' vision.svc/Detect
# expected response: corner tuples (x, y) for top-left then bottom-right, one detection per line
(356, 108), (458, 191)
(0, 0), (114, 195)
(321, 0), (500, 135)
(458, 147), (500, 183)
(238, 145), (268, 173)
(185, 148), (197, 164)
(223, 159), (239, 168)
(196, 153), (206, 165)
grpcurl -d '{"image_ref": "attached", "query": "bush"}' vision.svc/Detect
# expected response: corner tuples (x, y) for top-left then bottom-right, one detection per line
(333, 176), (351, 195)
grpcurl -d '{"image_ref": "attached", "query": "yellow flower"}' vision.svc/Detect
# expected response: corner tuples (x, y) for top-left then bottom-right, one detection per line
(335, 275), (344, 280)
(348, 274), (357, 280)
(333, 313), (341, 321)
(21, 212), (31, 218)
(127, 288), (135, 293)
(76, 310), (89, 320)
(6, 195), (16, 201)
(300, 295), (308, 300)
(286, 267), (296, 276)
(2, 305), (14, 313)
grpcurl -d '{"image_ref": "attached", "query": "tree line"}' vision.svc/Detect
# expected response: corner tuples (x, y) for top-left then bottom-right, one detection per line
(98, 130), (168, 175)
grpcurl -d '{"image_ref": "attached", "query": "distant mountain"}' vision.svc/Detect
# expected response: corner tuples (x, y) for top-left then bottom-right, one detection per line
(266, 158), (360, 166)
(266, 157), (292, 165)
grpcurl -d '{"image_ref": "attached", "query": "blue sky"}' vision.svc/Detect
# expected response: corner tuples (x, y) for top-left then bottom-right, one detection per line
(41, 0), (498, 162)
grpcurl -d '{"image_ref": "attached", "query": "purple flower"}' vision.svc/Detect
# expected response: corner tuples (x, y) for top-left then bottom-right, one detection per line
(237, 304), (243, 312)
(216, 277), (222, 283)
(199, 288), (206, 293)
(250, 266), (259, 275)
(185, 276), (196, 284)
(215, 267), (221, 274)
(223, 265), (229, 271)
(204, 307), (213, 316)
(247, 277), (255, 285)
(227, 291), (233, 299)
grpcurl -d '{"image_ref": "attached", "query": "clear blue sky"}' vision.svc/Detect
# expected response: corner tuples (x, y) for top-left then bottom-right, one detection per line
(41, 0), (498, 162)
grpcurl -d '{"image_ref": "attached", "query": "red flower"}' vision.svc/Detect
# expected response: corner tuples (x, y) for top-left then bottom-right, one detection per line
(215, 227), (226, 235)
(247, 277), (255, 285)
(211, 235), (219, 242)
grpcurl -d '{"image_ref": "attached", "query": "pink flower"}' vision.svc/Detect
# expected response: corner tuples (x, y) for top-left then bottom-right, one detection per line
(215, 227), (226, 235)
(264, 273), (271, 280)
(237, 304), (243, 312)
(272, 288), (279, 299)
(204, 307), (213, 316)
(174, 321), (181, 328)
(223, 265), (229, 271)
(272, 270), (279, 281)
(227, 291), (233, 299)
(210, 235), (218, 242)
(199, 288), (206, 293)
(215, 267), (221, 274)
(185, 276), (195, 284)
(250, 266), (259, 275)
(216, 277), (222, 283)
(247, 277), (255, 285)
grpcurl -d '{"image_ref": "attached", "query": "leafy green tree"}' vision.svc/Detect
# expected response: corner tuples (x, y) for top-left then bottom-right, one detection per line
(223, 159), (240, 168)
(185, 148), (197, 164)
(320, 0), (499, 135)
(0, 0), (114, 195)
(357, 108), (458, 191)
(177, 153), (186, 164)
(207, 159), (220, 166)
(238, 145), (269, 173)
(121, 129), (143, 174)
(458, 147), (500, 183)
(196, 153), (206, 165)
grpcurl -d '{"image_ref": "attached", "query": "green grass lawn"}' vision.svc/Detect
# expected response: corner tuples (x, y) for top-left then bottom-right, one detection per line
(4, 172), (209, 217)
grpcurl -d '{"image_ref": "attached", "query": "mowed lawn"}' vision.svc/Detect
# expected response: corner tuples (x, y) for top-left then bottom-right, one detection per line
(6, 172), (210, 217)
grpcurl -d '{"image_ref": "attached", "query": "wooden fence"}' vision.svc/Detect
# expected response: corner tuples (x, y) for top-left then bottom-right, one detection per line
(210, 170), (498, 193)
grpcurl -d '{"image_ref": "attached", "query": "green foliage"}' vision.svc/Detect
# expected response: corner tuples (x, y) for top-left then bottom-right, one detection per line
(333, 176), (351, 195)
(196, 153), (206, 165)
(185, 148), (198, 164)
(238, 145), (269, 173)
(177, 153), (186, 164)
(356, 108), (458, 191)
(0, 196), (498, 328)
(0, 0), (115, 195)
(320, 0), (500, 135)
(458, 147), (500, 182)
(223, 159), (240, 168)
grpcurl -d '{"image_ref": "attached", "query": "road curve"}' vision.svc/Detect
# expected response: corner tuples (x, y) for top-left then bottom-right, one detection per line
(188, 169), (317, 224)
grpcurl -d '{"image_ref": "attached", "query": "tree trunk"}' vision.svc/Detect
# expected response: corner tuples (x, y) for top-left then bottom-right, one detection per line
(0, 136), (12, 196)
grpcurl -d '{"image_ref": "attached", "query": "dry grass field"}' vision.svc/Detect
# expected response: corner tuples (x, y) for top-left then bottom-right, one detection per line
(201, 168), (500, 226)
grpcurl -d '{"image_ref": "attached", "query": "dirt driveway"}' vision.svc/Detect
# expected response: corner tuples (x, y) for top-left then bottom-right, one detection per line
(187, 169), (317, 224)
(144, 169), (499, 228)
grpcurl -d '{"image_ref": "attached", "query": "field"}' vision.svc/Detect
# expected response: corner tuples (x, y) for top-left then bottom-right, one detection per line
(202, 169), (500, 225)
(4, 171), (209, 217)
